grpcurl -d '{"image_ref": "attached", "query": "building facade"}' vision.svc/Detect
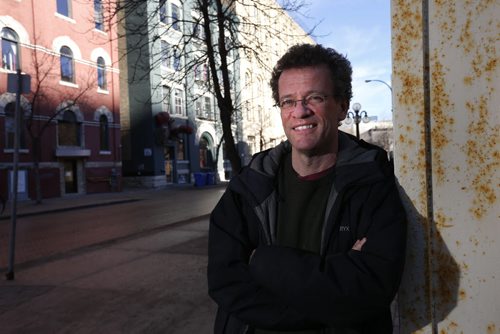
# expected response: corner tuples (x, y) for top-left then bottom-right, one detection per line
(0, 0), (121, 200)
(119, 0), (313, 186)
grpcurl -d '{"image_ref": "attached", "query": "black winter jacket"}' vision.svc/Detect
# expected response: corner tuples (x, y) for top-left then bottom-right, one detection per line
(208, 132), (407, 334)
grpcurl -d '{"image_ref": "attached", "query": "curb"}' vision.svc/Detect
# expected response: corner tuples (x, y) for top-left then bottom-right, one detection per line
(0, 198), (141, 221)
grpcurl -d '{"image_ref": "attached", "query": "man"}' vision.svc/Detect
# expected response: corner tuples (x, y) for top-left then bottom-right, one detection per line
(207, 44), (406, 334)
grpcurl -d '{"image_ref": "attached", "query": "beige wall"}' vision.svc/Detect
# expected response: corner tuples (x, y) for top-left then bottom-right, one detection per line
(391, 1), (499, 332)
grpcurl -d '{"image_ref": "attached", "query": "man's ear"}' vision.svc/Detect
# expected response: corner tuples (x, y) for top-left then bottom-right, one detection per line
(338, 100), (349, 120)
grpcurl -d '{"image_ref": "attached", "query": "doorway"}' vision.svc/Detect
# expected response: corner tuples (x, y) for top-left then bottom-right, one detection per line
(64, 160), (78, 194)
(164, 146), (175, 184)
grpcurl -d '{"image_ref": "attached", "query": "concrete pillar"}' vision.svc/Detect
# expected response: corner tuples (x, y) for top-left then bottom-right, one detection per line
(391, 1), (498, 333)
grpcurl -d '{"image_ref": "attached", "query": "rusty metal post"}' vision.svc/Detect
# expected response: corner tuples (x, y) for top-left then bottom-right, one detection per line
(391, 0), (499, 332)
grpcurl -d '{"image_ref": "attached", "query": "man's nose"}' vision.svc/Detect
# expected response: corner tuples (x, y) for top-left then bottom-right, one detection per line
(291, 100), (312, 117)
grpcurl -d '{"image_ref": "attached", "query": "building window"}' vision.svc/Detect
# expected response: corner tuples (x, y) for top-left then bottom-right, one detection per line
(204, 96), (212, 120)
(173, 47), (181, 71)
(97, 56), (106, 89)
(173, 89), (184, 116)
(159, 0), (167, 24)
(58, 109), (80, 146)
(177, 139), (185, 160)
(161, 40), (169, 68)
(60, 46), (75, 83)
(1, 28), (19, 71)
(57, 0), (71, 17)
(4, 102), (26, 149)
(195, 99), (203, 118)
(99, 114), (109, 151)
(193, 19), (205, 40)
(171, 4), (180, 30)
(162, 85), (170, 112)
(94, 0), (104, 30)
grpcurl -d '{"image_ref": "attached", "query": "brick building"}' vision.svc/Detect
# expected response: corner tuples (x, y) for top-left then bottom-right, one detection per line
(0, 0), (121, 200)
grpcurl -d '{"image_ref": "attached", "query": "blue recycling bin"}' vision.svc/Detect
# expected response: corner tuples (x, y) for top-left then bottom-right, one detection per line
(206, 172), (216, 185)
(194, 172), (207, 187)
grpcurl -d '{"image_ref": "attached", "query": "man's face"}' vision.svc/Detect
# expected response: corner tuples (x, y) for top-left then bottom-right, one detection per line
(278, 65), (348, 156)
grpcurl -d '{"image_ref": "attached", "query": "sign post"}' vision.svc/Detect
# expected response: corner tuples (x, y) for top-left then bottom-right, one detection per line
(6, 69), (30, 280)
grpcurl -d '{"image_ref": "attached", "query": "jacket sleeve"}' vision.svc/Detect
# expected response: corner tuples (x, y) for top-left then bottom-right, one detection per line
(207, 187), (321, 330)
(248, 178), (407, 327)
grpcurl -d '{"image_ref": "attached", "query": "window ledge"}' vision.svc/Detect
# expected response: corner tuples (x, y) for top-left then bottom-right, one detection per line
(3, 149), (29, 154)
(94, 28), (107, 35)
(97, 88), (109, 94)
(59, 81), (79, 88)
(99, 150), (111, 155)
(55, 147), (90, 157)
(54, 12), (76, 23)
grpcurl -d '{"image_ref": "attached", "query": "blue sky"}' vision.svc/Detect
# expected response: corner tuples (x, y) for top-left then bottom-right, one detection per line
(291, 0), (393, 121)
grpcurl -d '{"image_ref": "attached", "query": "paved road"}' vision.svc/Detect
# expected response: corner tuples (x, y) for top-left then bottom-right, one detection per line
(0, 186), (225, 269)
(0, 186), (225, 333)
(0, 217), (217, 333)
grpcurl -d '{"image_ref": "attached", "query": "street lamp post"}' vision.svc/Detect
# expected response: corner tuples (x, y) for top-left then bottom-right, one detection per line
(344, 102), (369, 139)
(365, 79), (393, 113)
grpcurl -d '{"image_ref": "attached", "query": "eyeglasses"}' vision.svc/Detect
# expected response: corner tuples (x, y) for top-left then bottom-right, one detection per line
(276, 93), (330, 110)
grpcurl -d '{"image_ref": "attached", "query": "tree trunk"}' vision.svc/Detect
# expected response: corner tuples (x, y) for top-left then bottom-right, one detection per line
(32, 138), (42, 204)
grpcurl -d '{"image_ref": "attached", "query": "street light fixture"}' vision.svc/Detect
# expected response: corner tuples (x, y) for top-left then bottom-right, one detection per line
(344, 102), (370, 139)
(365, 79), (393, 114)
(365, 79), (392, 93)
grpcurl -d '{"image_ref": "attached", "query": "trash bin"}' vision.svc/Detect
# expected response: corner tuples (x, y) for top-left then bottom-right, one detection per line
(194, 172), (207, 187)
(206, 172), (216, 185)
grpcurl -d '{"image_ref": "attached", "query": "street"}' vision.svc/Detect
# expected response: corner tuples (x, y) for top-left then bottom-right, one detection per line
(0, 186), (224, 333)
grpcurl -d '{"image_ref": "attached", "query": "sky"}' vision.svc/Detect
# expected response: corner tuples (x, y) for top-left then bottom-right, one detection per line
(290, 0), (393, 121)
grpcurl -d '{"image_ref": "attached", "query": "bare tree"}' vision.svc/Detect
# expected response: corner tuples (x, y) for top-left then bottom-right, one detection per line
(110, 0), (313, 173)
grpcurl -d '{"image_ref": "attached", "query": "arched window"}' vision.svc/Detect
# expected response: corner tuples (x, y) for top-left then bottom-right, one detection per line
(58, 109), (80, 146)
(60, 46), (74, 82)
(99, 114), (109, 151)
(97, 56), (106, 89)
(1, 28), (19, 71)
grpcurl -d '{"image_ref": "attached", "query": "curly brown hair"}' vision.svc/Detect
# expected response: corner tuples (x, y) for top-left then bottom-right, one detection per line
(270, 44), (353, 104)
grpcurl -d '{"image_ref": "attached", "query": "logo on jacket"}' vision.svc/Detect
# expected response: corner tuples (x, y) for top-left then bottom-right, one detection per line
(339, 225), (350, 232)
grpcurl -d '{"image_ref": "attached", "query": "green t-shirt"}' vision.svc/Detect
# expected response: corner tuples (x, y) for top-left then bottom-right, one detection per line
(255, 153), (335, 334)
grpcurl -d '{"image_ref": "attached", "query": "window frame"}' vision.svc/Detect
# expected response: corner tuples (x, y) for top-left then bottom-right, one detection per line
(58, 109), (81, 147)
(171, 3), (180, 31)
(1, 28), (19, 71)
(94, 0), (104, 31)
(60, 46), (75, 83)
(56, 0), (72, 18)
(99, 114), (109, 151)
(97, 56), (107, 90)
(173, 88), (184, 116)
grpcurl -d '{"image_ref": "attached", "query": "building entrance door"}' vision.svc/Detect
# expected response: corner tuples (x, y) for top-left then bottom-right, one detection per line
(64, 160), (78, 194)
(164, 146), (175, 184)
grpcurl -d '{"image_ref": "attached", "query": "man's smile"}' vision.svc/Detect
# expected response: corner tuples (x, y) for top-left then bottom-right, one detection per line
(293, 124), (316, 131)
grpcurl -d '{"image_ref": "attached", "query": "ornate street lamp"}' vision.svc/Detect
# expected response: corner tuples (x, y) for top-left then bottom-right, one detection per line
(344, 102), (370, 139)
